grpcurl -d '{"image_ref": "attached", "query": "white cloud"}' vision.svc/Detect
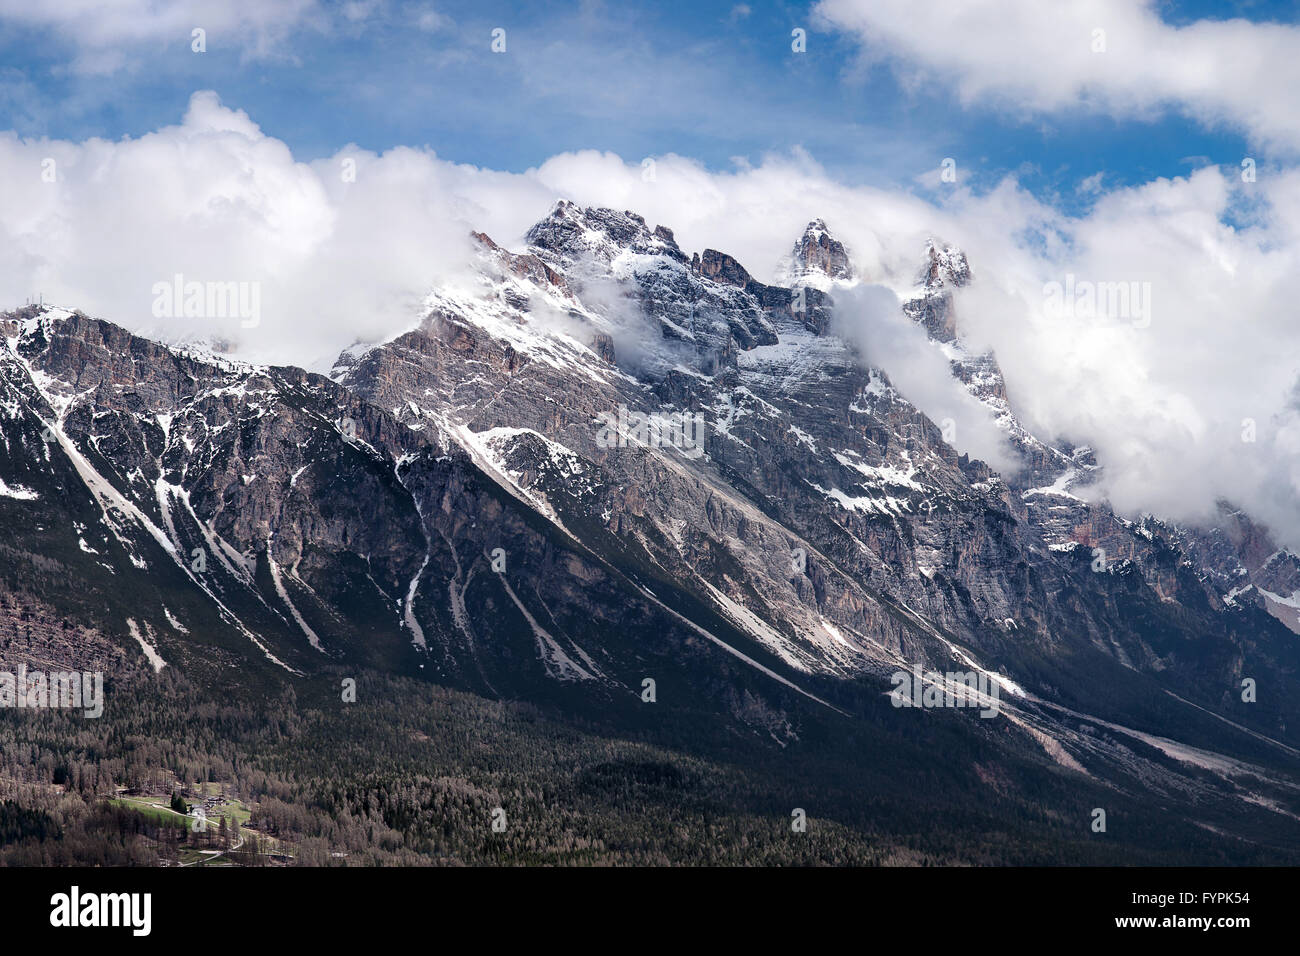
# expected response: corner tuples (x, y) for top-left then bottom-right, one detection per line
(814, 0), (1300, 154)
(0, 91), (536, 368)
(950, 167), (1300, 546)
(0, 0), (322, 73)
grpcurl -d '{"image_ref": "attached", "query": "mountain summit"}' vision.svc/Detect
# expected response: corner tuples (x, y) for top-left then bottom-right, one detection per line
(786, 219), (854, 283)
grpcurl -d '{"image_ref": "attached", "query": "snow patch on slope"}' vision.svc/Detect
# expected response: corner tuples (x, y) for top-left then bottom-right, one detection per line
(126, 618), (167, 673)
(267, 538), (324, 653)
(0, 477), (38, 500)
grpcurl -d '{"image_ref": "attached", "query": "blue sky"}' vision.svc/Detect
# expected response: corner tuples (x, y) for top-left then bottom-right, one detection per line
(1, 0), (1293, 213)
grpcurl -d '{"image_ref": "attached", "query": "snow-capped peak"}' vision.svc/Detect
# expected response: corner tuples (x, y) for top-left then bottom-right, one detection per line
(916, 239), (971, 293)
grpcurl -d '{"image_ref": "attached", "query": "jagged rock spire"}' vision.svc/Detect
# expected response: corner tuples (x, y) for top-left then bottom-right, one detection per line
(788, 219), (853, 281)
(917, 239), (971, 292)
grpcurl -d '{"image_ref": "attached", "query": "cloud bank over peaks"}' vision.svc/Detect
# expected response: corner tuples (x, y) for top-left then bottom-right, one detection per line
(2, 90), (1299, 549)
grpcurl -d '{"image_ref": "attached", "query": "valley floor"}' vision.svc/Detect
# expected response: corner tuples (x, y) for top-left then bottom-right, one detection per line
(2, 669), (1298, 866)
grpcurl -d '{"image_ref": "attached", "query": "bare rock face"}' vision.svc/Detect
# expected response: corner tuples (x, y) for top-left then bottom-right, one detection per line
(789, 219), (853, 281)
(904, 240), (968, 343)
(3, 204), (1300, 836)
(697, 248), (752, 287)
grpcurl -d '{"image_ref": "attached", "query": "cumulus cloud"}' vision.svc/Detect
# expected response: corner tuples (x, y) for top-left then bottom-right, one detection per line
(814, 0), (1300, 154)
(0, 91), (545, 369)
(1, 90), (1298, 549)
(951, 167), (1300, 546)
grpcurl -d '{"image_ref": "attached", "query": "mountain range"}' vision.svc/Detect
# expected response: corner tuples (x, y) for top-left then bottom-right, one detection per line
(4, 201), (1300, 863)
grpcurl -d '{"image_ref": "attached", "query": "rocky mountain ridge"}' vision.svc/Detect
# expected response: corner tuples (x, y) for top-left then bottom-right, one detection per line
(3, 203), (1300, 856)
